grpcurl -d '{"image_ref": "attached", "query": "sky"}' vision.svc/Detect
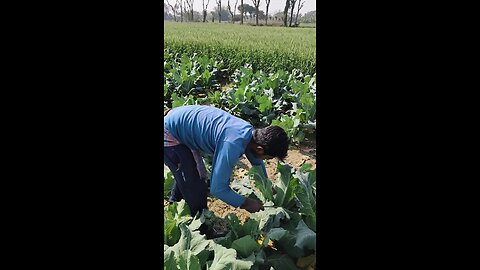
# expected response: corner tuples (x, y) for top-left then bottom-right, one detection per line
(189, 0), (316, 14)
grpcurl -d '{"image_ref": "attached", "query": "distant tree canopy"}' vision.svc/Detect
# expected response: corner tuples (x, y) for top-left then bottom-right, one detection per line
(238, 3), (256, 16)
(300, 10), (316, 23)
(210, 7), (231, 22)
(163, 1), (315, 25)
(164, 3), (174, 20)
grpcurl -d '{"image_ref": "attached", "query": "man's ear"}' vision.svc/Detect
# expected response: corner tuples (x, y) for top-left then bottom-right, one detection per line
(255, 145), (265, 155)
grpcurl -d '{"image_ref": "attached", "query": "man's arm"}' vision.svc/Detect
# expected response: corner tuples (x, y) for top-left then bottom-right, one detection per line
(209, 142), (247, 208)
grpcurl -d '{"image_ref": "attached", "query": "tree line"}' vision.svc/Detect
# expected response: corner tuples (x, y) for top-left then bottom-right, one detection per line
(164, 0), (311, 27)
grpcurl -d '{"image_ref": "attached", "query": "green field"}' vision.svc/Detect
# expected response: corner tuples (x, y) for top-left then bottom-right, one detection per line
(164, 22), (316, 74)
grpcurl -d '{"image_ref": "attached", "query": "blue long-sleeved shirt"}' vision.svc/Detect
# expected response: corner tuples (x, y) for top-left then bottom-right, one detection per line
(164, 105), (268, 207)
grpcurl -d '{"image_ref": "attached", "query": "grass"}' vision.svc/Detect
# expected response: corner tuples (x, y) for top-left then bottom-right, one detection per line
(164, 22), (316, 74)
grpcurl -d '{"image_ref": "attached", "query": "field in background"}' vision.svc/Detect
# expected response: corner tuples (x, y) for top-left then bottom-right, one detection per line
(164, 22), (316, 75)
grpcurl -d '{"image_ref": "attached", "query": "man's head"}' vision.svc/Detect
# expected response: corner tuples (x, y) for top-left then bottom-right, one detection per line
(250, 126), (290, 161)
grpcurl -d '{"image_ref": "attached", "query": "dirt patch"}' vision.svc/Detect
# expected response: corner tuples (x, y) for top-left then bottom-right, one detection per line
(207, 197), (250, 223)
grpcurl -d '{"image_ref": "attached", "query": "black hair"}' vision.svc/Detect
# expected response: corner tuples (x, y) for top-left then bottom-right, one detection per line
(253, 126), (290, 160)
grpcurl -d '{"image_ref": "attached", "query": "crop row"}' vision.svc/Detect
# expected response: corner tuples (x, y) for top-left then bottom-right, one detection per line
(164, 22), (316, 75)
(164, 162), (317, 270)
(163, 51), (316, 144)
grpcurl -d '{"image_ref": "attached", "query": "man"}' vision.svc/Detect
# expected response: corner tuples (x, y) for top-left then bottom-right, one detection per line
(164, 105), (289, 217)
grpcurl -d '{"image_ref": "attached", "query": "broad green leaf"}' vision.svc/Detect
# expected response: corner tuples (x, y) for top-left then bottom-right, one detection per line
(212, 231), (234, 249)
(294, 220), (316, 251)
(164, 249), (177, 270)
(256, 95), (272, 114)
(241, 218), (260, 238)
(209, 244), (254, 270)
(267, 253), (299, 270)
(175, 200), (191, 218)
(189, 229), (212, 255)
(230, 176), (254, 197)
(177, 250), (201, 270)
(196, 249), (211, 268)
(164, 219), (180, 246)
(249, 166), (273, 203)
(294, 170), (315, 217)
(188, 211), (204, 231)
(273, 163), (293, 207)
(164, 165), (174, 198)
(250, 207), (290, 231)
(255, 250), (266, 264)
(231, 235), (260, 258)
(170, 223), (210, 258)
(165, 200), (192, 225)
(226, 214), (244, 239)
(275, 231), (304, 259)
(262, 228), (288, 247)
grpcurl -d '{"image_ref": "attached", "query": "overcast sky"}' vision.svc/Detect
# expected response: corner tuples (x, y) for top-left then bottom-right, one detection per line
(188, 0), (316, 14)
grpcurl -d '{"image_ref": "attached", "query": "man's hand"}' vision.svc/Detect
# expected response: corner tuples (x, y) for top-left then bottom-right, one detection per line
(240, 197), (264, 213)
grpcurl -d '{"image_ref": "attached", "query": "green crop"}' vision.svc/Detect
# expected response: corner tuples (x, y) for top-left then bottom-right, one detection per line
(164, 51), (316, 144)
(164, 22), (316, 75)
(163, 163), (317, 270)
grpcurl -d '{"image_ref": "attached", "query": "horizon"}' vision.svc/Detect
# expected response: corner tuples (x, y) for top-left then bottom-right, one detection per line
(165, 0), (316, 15)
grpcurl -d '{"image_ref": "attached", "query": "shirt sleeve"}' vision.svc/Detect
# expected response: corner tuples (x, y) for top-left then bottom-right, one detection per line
(209, 141), (246, 208)
(245, 150), (268, 178)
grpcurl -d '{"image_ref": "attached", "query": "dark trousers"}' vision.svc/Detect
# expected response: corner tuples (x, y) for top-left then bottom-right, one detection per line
(164, 144), (208, 216)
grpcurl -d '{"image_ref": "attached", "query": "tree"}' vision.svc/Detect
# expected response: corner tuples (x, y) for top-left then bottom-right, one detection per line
(184, 0), (195, 21)
(283, 0), (290, 27)
(213, 6), (231, 21)
(179, 0), (184, 22)
(211, 11), (215, 22)
(164, 3), (172, 20)
(165, 0), (177, 21)
(289, 0), (296, 27)
(300, 10), (316, 23)
(216, 0), (222, 22)
(227, 0), (239, 23)
(251, 0), (260, 26)
(238, 3), (255, 16)
(202, 0), (210, 22)
(264, 0), (271, 25)
(294, 0), (304, 25)
(240, 0), (244, 24)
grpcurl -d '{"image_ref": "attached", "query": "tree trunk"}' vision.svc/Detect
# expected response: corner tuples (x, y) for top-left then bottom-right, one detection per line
(180, 1), (183, 22)
(218, 2), (222, 23)
(255, 7), (258, 25)
(265, 0), (270, 26)
(265, 6), (269, 25)
(240, 0), (244, 24)
(289, 0), (296, 27)
(283, 0), (290, 27)
(203, 10), (207, 22)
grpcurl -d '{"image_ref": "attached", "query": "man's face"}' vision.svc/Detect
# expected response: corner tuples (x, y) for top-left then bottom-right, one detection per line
(253, 145), (274, 160)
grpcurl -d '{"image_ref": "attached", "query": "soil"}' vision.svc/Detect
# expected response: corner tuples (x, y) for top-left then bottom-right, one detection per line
(164, 135), (316, 227)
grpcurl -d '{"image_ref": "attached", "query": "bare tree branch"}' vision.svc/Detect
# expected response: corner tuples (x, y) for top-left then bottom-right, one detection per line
(264, 0), (271, 25)
(295, 0), (304, 25)
(165, 0), (177, 21)
(251, 0), (260, 26)
(202, 0), (211, 22)
(215, 0), (222, 22)
(289, 0), (297, 27)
